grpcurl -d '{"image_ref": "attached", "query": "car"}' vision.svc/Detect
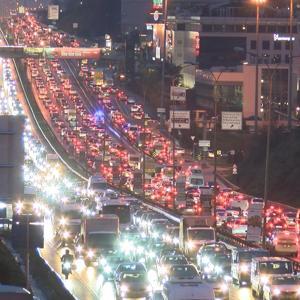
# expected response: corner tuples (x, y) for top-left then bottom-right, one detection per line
(127, 98), (135, 105)
(115, 271), (152, 300)
(162, 264), (214, 300)
(114, 262), (147, 282)
(263, 275), (300, 300)
(157, 255), (188, 278)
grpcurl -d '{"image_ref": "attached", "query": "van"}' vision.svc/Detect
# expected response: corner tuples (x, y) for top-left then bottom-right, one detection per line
(271, 230), (298, 257)
(0, 285), (32, 300)
(231, 248), (269, 286)
(250, 257), (294, 297)
(87, 175), (108, 195)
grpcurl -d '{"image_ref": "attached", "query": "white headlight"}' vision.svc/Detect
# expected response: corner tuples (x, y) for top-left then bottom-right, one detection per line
(221, 283), (228, 292)
(87, 250), (94, 259)
(121, 285), (128, 292)
(273, 288), (281, 296)
(240, 264), (249, 273)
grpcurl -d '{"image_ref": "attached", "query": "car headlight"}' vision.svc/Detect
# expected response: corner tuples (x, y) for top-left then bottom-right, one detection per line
(202, 256), (210, 264)
(221, 283), (228, 293)
(63, 231), (70, 239)
(121, 285), (128, 292)
(59, 217), (67, 226)
(215, 266), (223, 274)
(273, 288), (281, 296)
(147, 285), (152, 293)
(76, 245), (82, 253)
(100, 258), (106, 265)
(187, 241), (195, 250)
(104, 265), (112, 273)
(240, 264), (249, 273)
(87, 250), (94, 259)
(261, 275), (269, 284)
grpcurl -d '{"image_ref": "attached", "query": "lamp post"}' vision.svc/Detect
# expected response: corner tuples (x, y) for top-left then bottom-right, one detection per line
(253, 0), (266, 134)
(160, 0), (168, 127)
(287, 0), (294, 130)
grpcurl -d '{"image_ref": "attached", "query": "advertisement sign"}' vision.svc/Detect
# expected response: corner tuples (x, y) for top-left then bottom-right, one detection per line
(153, 0), (163, 9)
(170, 86), (186, 102)
(221, 111), (242, 130)
(155, 46), (161, 59)
(94, 71), (104, 85)
(18, 6), (25, 14)
(246, 203), (263, 242)
(170, 110), (190, 129)
(48, 5), (59, 20)
(23, 47), (101, 60)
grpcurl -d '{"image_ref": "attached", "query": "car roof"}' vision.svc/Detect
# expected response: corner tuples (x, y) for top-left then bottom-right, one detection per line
(252, 256), (291, 263)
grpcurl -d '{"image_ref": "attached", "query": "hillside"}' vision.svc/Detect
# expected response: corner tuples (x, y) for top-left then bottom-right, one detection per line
(237, 128), (300, 207)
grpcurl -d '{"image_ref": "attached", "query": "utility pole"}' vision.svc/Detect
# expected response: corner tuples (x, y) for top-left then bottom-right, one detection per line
(254, 2), (261, 134)
(262, 70), (274, 247)
(160, 0), (168, 126)
(287, 0), (294, 130)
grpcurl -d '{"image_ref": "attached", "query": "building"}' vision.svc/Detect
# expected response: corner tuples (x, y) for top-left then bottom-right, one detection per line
(154, 1), (300, 123)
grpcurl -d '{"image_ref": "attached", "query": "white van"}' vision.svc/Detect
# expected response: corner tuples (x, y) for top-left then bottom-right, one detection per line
(271, 231), (298, 257)
(87, 175), (108, 195)
(251, 257), (294, 298)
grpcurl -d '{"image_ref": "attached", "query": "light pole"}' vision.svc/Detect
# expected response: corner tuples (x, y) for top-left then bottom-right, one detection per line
(287, 0), (294, 130)
(262, 68), (275, 247)
(253, 0), (266, 134)
(160, 0), (168, 127)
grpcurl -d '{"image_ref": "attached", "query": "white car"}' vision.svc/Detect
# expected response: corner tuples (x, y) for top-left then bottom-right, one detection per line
(127, 97), (135, 105)
(162, 264), (214, 300)
(263, 275), (300, 300)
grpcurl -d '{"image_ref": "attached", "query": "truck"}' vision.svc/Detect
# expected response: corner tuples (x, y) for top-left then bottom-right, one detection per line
(87, 175), (108, 195)
(179, 216), (216, 258)
(77, 214), (119, 265)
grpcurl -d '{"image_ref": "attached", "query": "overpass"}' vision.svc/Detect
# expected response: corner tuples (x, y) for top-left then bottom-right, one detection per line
(0, 46), (101, 60)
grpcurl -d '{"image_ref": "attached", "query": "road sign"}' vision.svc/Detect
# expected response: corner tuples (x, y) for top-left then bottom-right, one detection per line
(48, 5), (59, 20)
(221, 111), (242, 130)
(157, 107), (166, 113)
(170, 86), (186, 102)
(170, 110), (190, 129)
(198, 140), (210, 147)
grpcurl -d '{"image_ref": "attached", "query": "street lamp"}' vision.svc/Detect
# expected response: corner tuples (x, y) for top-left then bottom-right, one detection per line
(253, 0), (266, 134)
(160, 0), (169, 127)
(287, 0), (294, 130)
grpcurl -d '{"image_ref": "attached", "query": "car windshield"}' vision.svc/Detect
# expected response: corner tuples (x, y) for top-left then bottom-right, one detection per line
(63, 210), (82, 219)
(192, 169), (202, 174)
(188, 229), (215, 240)
(164, 256), (188, 265)
(92, 182), (107, 190)
(238, 251), (269, 262)
(171, 265), (198, 278)
(272, 277), (300, 285)
(190, 178), (204, 186)
(119, 264), (145, 273)
(259, 262), (293, 274)
(121, 273), (147, 282)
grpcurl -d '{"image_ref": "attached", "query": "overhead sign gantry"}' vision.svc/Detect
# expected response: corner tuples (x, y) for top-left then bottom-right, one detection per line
(0, 46), (101, 59)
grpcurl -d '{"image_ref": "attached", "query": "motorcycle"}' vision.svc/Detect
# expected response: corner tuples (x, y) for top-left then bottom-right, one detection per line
(62, 261), (72, 279)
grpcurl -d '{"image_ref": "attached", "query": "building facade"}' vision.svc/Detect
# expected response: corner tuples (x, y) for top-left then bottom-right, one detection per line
(162, 5), (300, 121)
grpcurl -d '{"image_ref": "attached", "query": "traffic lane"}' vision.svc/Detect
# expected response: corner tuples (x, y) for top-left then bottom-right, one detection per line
(41, 218), (115, 300)
(62, 59), (139, 155)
